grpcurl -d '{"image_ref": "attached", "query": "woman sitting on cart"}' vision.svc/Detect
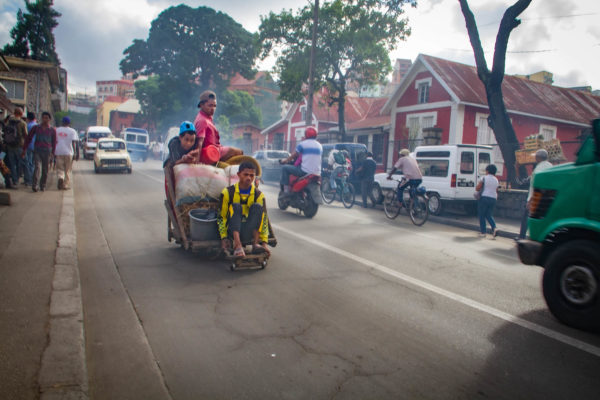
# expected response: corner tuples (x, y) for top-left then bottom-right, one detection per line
(218, 161), (270, 258)
(163, 121), (200, 168)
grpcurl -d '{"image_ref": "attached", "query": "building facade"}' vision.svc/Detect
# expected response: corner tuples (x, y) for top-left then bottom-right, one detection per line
(96, 80), (134, 104)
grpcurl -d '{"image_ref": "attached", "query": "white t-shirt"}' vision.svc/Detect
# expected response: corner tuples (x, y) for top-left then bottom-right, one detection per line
(296, 138), (322, 175)
(55, 126), (79, 156)
(480, 174), (499, 199)
(527, 160), (553, 201)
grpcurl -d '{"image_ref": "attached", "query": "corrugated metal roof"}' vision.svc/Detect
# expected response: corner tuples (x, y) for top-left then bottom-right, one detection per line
(422, 54), (600, 125)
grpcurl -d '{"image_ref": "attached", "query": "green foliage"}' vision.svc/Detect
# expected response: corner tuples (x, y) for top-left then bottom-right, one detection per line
(2, 0), (61, 64)
(259, 0), (415, 136)
(120, 5), (258, 132)
(217, 90), (262, 127)
(54, 110), (95, 132)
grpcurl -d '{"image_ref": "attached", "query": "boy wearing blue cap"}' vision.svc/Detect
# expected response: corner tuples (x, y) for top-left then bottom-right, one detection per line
(55, 116), (79, 190)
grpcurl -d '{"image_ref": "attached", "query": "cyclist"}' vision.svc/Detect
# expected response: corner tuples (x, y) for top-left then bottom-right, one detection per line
(327, 148), (347, 189)
(387, 148), (422, 207)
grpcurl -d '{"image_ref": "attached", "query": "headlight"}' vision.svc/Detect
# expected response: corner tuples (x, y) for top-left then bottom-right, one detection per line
(529, 189), (556, 219)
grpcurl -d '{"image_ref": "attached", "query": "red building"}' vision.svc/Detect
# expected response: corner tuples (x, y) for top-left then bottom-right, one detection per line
(382, 54), (600, 179)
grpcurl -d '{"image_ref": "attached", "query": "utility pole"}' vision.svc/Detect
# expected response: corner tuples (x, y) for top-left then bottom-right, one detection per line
(305, 0), (319, 128)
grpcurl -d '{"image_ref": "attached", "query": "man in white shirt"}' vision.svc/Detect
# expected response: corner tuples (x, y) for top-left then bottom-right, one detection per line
(54, 116), (79, 190)
(387, 148), (423, 206)
(518, 148), (554, 239)
(279, 127), (322, 192)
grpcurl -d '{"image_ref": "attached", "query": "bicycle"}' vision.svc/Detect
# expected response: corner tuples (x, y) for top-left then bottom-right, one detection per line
(383, 178), (429, 226)
(321, 168), (355, 208)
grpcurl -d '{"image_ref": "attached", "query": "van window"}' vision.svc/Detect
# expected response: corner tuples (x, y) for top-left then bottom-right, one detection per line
(418, 160), (449, 177)
(136, 135), (147, 144)
(416, 151), (451, 158)
(89, 131), (109, 140)
(478, 152), (491, 175)
(460, 151), (474, 174)
(126, 134), (136, 142)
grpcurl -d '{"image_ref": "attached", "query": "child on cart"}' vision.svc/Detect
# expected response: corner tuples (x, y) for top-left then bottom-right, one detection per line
(218, 161), (271, 258)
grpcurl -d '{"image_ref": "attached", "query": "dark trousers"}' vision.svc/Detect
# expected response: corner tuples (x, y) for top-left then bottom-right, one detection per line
(280, 164), (304, 187)
(397, 179), (422, 203)
(229, 203), (263, 244)
(360, 180), (376, 207)
(478, 196), (497, 234)
(519, 206), (529, 239)
(5, 148), (21, 184)
(33, 151), (51, 190)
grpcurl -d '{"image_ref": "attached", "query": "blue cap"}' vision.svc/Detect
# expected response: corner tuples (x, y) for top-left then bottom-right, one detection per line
(62, 116), (71, 125)
(179, 121), (195, 135)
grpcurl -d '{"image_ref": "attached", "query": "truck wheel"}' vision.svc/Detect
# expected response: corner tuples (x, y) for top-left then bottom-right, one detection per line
(542, 240), (600, 332)
(427, 193), (442, 215)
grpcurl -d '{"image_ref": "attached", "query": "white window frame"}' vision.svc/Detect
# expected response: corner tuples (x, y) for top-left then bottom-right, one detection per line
(475, 112), (504, 176)
(0, 77), (27, 104)
(415, 78), (432, 104)
(539, 124), (557, 141)
(405, 111), (437, 150)
(294, 127), (305, 141)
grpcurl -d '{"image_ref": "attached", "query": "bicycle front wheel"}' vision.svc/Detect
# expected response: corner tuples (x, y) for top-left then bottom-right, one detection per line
(409, 195), (429, 226)
(383, 190), (401, 219)
(321, 179), (336, 204)
(341, 182), (355, 208)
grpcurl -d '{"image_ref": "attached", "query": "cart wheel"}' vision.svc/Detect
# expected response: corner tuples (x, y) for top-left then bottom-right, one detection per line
(230, 262), (237, 271)
(261, 260), (267, 269)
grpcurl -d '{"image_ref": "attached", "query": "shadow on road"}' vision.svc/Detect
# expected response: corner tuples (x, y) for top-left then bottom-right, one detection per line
(465, 310), (600, 399)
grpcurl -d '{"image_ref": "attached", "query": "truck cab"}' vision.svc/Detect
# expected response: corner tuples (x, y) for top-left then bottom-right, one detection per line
(517, 118), (600, 332)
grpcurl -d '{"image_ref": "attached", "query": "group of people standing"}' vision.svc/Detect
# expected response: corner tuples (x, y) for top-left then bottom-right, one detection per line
(1, 107), (79, 192)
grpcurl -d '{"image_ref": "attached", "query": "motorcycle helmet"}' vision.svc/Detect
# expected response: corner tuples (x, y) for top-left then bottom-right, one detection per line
(305, 126), (318, 138)
(179, 121), (195, 135)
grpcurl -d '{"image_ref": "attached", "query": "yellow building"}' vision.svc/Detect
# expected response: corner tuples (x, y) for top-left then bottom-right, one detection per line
(96, 96), (127, 126)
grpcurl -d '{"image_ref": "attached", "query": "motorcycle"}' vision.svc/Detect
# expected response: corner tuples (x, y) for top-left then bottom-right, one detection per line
(278, 163), (322, 218)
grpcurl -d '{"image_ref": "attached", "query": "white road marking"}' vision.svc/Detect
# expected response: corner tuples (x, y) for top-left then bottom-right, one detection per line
(273, 223), (600, 358)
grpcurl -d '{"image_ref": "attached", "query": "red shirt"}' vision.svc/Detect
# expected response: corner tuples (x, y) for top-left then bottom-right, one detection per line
(194, 110), (220, 148)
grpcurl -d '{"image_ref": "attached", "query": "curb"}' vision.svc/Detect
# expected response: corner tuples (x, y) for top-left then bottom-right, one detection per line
(38, 188), (89, 400)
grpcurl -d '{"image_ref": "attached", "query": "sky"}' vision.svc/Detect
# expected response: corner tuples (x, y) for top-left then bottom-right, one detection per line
(1, 0), (599, 95)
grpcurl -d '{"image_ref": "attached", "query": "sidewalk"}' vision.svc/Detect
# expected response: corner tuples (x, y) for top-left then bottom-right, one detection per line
(0, 184), (87, 400)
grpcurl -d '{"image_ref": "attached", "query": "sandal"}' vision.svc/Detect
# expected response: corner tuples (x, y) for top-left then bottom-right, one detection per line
(233, 247), (245, 258)
(252, 245), (267, 254)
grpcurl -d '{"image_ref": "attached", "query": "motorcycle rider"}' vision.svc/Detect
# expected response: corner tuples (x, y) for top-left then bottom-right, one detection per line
(279, 126), (322, 193)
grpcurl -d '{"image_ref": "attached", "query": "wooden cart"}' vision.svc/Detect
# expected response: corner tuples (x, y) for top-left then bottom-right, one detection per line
(164, 166), (277, 270)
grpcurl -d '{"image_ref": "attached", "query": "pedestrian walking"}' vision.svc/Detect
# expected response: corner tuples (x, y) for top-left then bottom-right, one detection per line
(517, 149), (553, 239)
(54, 116), (79, 190)
(355, 151), (377, 208)
(3, 107), (28, 188)
(23, 111), (56, 192)
(22, 111), (37, 186)
(476, 164), (499, 238)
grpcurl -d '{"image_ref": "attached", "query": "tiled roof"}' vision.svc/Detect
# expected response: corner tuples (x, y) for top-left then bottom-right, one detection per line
(421, 54), (600, 125)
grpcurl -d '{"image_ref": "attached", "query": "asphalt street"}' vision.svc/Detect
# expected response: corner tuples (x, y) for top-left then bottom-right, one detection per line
(70, 159), (600, 400)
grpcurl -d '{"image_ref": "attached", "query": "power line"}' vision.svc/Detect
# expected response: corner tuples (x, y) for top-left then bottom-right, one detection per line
(478, 12), (598, 27)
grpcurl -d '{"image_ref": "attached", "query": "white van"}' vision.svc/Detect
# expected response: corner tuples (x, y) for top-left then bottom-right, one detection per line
(375, 144), (494, 215)
(84, 126), (112, 160)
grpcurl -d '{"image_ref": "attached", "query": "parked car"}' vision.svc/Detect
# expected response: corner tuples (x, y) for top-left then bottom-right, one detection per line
(94, 138), (132, 174)
(84, 126), (112, 160)
(321, 143), (368, 188)
(374, 144), (494, 215)
(252, 150), (291, 181)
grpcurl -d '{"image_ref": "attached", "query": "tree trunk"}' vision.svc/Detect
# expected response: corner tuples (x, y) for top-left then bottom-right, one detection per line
(305, 0), (319, 127)
(338, 80), (346, 143)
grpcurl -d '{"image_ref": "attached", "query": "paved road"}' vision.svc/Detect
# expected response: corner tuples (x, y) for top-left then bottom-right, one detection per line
(73, 159), (600, 400)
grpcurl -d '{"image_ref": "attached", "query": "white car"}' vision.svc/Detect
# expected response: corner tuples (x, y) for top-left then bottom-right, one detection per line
(94, 138), (132, 174)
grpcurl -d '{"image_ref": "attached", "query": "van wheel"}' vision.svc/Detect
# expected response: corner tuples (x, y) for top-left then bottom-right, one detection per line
(427, 193), (442, 215)
(542, 240), (600, 332)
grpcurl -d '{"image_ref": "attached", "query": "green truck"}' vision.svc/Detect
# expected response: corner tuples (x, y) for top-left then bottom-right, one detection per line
(517, 118), (600, 332)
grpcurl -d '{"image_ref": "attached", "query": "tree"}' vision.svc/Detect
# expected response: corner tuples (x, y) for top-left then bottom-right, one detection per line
(259, 0), (415, 141)
(218, 90), (262, 127)
(2, 0), (61, 64)
(458, 0), (532, 184)
(120, 5), (257, 131)
(134, 76), (183, 133)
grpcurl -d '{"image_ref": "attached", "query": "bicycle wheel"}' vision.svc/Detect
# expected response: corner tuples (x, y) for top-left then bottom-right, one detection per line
(341, 182), (355, 208)
(383, 190), (401, 219)
(409, 195), (429, 226)
(321, 179), (336, 204)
